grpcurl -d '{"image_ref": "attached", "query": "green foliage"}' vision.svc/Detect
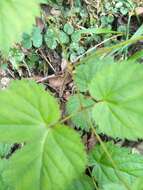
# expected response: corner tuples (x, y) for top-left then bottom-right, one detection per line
(102, 0), (134, 16)
(8, 48), (25, 70)
(74, 56), (114, 92)
(64, 23), (74, 35)
(89, 142), (143, 188)
(0, 144), (12, 158)
(0, 80), (87, 189)
(66, 94), (94, 131)
(22, 26), (43, 49)
(89, 62), (143, 140)
(67, 175), (94, 190)
(132, 178), (143, 190)
(22, 33), (32, 49)
(44, 28), (69, 49)
(102, 183), (126, 190)
(32, 26), (43, 48)
(0, 0), (40, 53)
(44, 28), (58, 49)
(42, 0), (63, 5)
(1, 1), (143, 189)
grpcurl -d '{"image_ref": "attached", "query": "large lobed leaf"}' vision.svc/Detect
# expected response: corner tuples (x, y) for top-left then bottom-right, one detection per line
(0, 0), (40, 53)
(101, 183), (126, 190)
(0, 80), (87, 190)
(74, 56), (114, 92)
(89, 143), (143, 189)
(89, 63), (143, 140)
(66, 94), (94, 131)
(67, 175), (95, 190)
(0, 80), (60, 143)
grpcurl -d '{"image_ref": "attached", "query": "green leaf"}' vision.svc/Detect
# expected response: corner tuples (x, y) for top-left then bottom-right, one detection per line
(0, 80), (60, 143)
(132, 178), (143, 190)
(102, 183), (126, 190)
(77, 28), (120, 35)
(89, 63), (143, 140)
(67, 175), (94, 190)
(0, 143), (12, 158)
(71, 28), (121, 43)
(66, 94), (94, 131)
(22, 33), (32, 49)
(3, 125), (86, 190)
(45, 28), (58, 49)
(0, 0), (40, 53)
(89, 143), (143, 188)
(59, 31), (69, 44)
(128, 50), (143, 62)
(0, 159), (13, 189)
(71, 32), (81, 43)
(64, 23), (74, 35)
(0, 80), (86, 189)
(32, 26), (43, 48)
(74, 56), (114, 92)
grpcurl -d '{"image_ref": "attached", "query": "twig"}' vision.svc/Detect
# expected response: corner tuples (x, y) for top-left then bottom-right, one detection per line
(38, 49), (56, 73)
(37, 74), (59, 83)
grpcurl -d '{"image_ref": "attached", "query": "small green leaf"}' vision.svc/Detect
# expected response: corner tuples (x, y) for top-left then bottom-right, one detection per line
(59, 31), (69, 44)
(22, 33), (32, 49)
(71, 32), (81, 42)
(45, 28), (57, 49)
(32, 26), (43, 48)
(66, 94), (95, 131)
(64, 23), (74, 35)
(89, 143), (143, 188)
(89, 63), (143, 140)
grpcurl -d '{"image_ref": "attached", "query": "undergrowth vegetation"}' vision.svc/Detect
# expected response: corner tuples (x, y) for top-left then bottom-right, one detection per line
(1, 0), (143, 190)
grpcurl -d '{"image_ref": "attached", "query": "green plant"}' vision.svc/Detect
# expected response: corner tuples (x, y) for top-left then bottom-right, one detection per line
(66, 56), (143, 189)
(22, 26), (43, 49)
(1, 0), (143, 190)
(8, 48), (25, 70)
(2, 56), (143, 189)
(89, 142), (143, 188)
(0, 80), (87, 189)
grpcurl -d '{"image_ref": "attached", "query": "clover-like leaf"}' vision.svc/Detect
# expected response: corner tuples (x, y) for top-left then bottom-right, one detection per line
(32, 26), (43, 48)
(89, 63), (143, 140)
(0, 0), (40, 53)
(66, 94), (94, 131)
(0, 80), (86, 190)
(89, 143), (143, 188)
